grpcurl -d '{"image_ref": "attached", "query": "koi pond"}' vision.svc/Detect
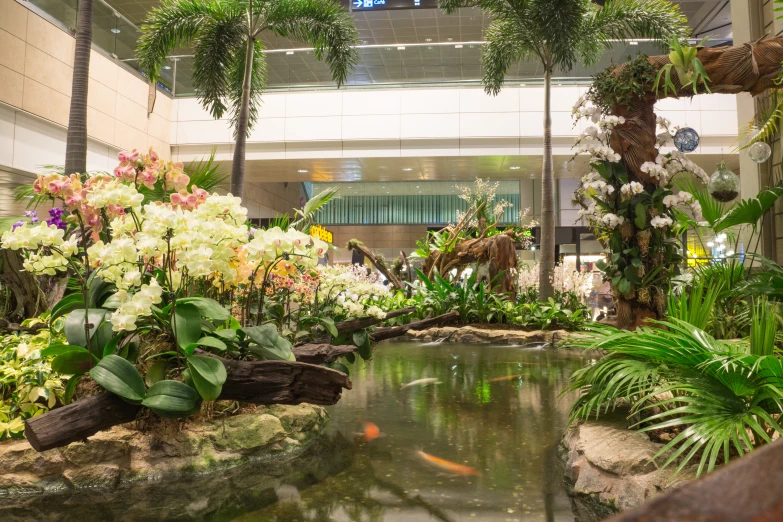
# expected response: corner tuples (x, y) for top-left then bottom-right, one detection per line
(2, 342), (588, 521)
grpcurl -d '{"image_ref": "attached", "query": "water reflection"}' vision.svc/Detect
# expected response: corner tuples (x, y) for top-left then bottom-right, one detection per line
(1, 343), (586, 521)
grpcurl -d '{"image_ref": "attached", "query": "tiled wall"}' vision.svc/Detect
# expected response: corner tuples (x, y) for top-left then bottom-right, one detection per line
(171, 88), (737, 162)
(242, 182), (306, 219)
(327, 225), (428, 264)
(0, 0), (172, 161)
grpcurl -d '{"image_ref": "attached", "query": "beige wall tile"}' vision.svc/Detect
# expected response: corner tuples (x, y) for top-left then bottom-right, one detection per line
(147, 112), (170, 143)
(26, 13), (74, 67)
(87, 106), (115, 144)
(22, 78), (70, 126)
(152, 93), (173, 121)
(24, 45), (73, 97)
(113, 120), (148, 153)
(116, 67), (149, 107)
(147, 136), (171, 160)
(87, 77), (117, 117)
(0, 65), (23, 108)
(0, 0), (27, 40)
(88, 50), (118, 90)
(0, 29), (25, 74)
(115, 95), (147, 133)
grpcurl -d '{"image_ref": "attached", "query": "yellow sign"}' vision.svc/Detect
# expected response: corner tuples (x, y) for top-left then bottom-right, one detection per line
(310, 224), (333, 244)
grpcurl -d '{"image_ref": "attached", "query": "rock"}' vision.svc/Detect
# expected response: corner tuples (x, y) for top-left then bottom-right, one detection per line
(405, 325), (573, 346)
(560, 410), (697, 522)
(0, 404), (328, 496)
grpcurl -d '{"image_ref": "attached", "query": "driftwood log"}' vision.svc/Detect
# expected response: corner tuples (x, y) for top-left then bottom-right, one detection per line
(334, 306), (415, 334)
(371, 311), (459, 342)
(292, 343), (357, 364)
(346, 239), (404, 290)
(24, 359), (351, 452)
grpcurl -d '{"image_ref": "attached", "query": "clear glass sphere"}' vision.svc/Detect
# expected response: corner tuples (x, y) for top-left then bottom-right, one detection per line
(748, 141), (772, 163)
(709, 162), (740, 202)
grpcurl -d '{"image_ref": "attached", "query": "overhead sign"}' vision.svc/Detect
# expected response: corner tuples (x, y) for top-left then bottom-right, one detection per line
(310, 224), (333, 244)
(351, 0), (437, 11)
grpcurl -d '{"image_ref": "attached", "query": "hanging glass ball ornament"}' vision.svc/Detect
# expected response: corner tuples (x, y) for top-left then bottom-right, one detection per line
(709, 162), (740, 202)
(673, 127), (700, 153)
(748, 141), (772, 163)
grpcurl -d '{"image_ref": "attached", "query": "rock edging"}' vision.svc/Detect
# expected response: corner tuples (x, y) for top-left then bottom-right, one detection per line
(404, 325), (572, 345)
(559, 411), (696, 522)
(0, 403), (327, 496)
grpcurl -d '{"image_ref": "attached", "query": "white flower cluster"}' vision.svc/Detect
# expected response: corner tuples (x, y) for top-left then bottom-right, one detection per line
(244, 227), (327, 268)
(601, 213), (626, 229)
(318, 264), (389, 319)
(572, 96), (601, 123)
(583, 179), (615, 201)
(111, 279), (163, 331)
(598, 115), (626, 130)
(645, 152), (708, 185)
(85, 180), (144, 210)
(620, 182), (645, 198)
(663, 191), (703, 221)
(651, 215), (674, 229)
(573, 144), (621, 163)
(518, 260), (595, 299)
(640, 160), (670, 184)
(1, 223), (79, 275)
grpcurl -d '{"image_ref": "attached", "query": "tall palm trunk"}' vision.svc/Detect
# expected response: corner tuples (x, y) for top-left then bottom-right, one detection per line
(538, 67), (555, 302)
(230, 37), (255, 199)
(64, 0), (92, 175)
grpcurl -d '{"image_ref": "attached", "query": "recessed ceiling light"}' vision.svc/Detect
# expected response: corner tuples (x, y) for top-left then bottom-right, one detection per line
(520, 83), (527, 86)
(454, 44), (463, 49)
(286, 51), (294, 55)
(509, 166), (520, 170)
(416, 185), (420, 188)
(425, 38), (432, 42)
(298, 169), (308, 173)
(447, 38), (453, 42)
(397, 46), (406, 50)
(402, 167), (413, 171)
(163, 65), (171, 70)
(629, 41), (638, 46)
(111, 28), (121, 34)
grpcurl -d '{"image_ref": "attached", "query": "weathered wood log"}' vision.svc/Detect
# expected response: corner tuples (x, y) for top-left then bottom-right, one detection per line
(24, 360), (351, 452)
(334, 306), (415, 334)
(371, 311), (459, 342)
(346, 239), (404, 290)
(292, 343), (357, 364)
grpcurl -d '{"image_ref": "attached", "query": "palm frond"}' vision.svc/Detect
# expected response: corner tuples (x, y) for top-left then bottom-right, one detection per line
(228, 39), (267, 137)
(481, 17), (534, 96)
(667, 275), (722, 330)
(291, 187), (338, 231)
(713, 180), (783, 232)
(265, 0), (359, 87)
(738, 89), (783, 150)
(676, 176), (726, 228)
(13, 185), (51, 210)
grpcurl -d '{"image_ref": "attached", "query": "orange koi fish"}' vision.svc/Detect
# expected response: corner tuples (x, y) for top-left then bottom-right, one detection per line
(416, 450), (482, 476)
(489, 374), (525, 382)
(361, 421), (381, 442)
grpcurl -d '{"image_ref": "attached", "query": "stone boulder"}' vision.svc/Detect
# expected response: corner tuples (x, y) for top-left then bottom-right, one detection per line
(560, 411), (696, 521)
(0, 403), (328, 496)
(405, 325), (574, 345)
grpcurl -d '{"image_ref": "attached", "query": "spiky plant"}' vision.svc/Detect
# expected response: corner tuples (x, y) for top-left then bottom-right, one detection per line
(437, 0), (689, 302)
(137, 0), (359, 198)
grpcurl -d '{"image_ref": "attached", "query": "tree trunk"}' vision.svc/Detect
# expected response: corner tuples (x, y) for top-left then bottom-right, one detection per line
(333, 306), (414, 335)
(347, 240), (404, 290)
(539, 66), (555, 302)
(0, 249), (47, 320)
(24, 358), (351, 452)
(64, 0), (92, 175)
(370, 310), (459, 342)
(230, 36), (255, 199)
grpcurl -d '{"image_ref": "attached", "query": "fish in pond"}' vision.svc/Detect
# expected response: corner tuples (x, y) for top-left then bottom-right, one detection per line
(416, 451), (482, 476)
(489, 374), (525, 382)
(360, 421), (382, 442)
(401, 378), (442, 389)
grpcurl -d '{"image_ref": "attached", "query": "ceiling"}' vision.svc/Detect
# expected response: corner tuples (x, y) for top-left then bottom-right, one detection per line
(239, 153), (740, 185)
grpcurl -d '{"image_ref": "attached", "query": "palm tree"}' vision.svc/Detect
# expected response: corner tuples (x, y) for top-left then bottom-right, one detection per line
(64, 0), (93, 175)
(137, 0), (358, 199)
(438, 0), (689, 301)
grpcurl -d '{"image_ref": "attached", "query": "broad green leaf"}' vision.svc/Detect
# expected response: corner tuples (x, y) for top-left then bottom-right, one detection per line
(320, 317), (338, 337)
(145, 358), (169, 387)
(634, 203), (648, 230)
(142, 380), (200, 417)
(50, 294), (85, 323)
(102, 294), (122, 309)
(353, 329), (371, 360)
(63, 375), (82, 404)
(102, 334), (124, 358)
(64, 309), (107, 348)
(242, 324), (294, 361)
(40, 344), (85, 357)
(215, 329), (237, 340)
(89, 354), (146, 404)
(172, 303), (202, 350)
(325, 362), (350, 375)
(175, 297), (230, 321)
(196, 336), (227, 352)
(52, 351), (96, 376)
(186, 355), (227, 401)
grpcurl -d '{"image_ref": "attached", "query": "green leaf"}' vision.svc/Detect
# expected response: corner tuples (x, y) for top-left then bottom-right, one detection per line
(353, 329), (371, 360)
(64, 309), (107, 348)
(635, 203), (648, 229)
(142, 380), (200, 417)
(215, 329), (237, 340)
(50, 294), (85, 323)
(145, 358), (169, 387)
(624, 266), (642, 285)
(102, 334), (124, 358)
(618, 278), (632, 295)
(52, 350), (96, 376)
(175, 297), (230, 321)
(196, 336), (227, 352)
(102, 294), (122, 309)
(173, 303), (202, 350)
(326, 362), (350, 375)
(343, 352), (356, 364)
(63, 375), (82, 404)
(40, 344), (85, 357)
(186, 355), (227, 401)
(89, 355), (147, 404)
(242, 324), (294, 361)
(320, 317), (338, 337)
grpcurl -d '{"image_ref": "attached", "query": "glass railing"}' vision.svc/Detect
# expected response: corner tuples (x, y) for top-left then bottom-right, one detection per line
(20, 0), (733, 96)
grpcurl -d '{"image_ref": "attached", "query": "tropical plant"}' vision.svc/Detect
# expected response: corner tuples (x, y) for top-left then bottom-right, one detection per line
(653, 37), (711, 97)
(566, 316), (783, 477)
(438, 0), (689, 302)
(137, 0), (359, 198)
(64, 0), (92, 175)
(667, 276), (722, 330)
(0, 324), (68, 439)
